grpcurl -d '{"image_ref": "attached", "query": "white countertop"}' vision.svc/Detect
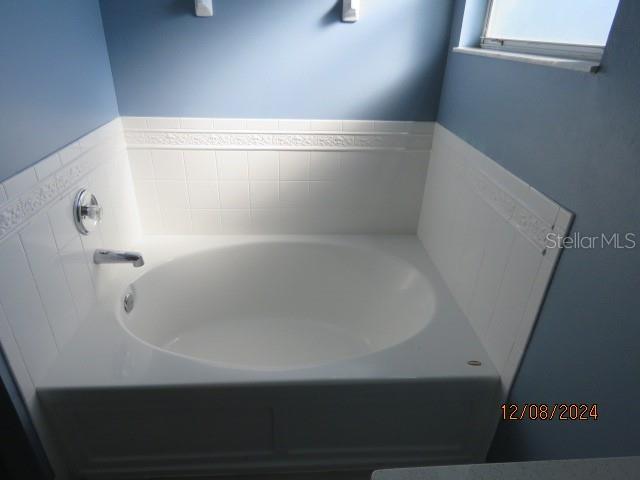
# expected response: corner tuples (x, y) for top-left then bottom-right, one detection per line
(373, 457), (640, 480)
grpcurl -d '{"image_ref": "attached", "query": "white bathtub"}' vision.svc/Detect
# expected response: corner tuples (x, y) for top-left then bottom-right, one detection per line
(39, 236), (500, 479)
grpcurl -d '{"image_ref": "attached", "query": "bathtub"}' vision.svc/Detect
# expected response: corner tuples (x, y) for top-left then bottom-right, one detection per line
(38, 235), (500, 479)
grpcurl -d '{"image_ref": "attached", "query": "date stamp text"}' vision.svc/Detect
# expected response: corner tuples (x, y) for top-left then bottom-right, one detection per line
(501, 403), (599, 421)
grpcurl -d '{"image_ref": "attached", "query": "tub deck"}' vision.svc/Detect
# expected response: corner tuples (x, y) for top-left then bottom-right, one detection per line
(37, 235), (501, 479)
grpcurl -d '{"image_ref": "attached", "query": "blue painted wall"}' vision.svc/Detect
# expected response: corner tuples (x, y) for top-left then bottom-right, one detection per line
(99, 0), (454, 121)
(0, 0), (119, 182)
(439, 0), (640, 460)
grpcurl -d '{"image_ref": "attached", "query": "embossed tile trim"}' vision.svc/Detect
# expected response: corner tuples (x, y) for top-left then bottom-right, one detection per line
(121, 119), (434, 152)
(0, 120), (124, 243)
(124, 130), (433, 151)
(467, 164), (560, 253)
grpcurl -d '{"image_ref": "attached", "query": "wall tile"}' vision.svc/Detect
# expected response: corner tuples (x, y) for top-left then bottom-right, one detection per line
(180, 118), (214, 130)
(147, 117), (180, 129)
(524, 186), (559, 226)
(309, 181), (341, 207)
(501, 258), (556, 394)
(60, 237), (95, 320)
(48, 195), (79, 251)
(467, 209), (516, 341)
(280, 152), (310, 181)
(250, 182), (279, 209)
(0, 304), (37, 406)
(121, 117), (149, 129)
(374, 121), (411, 133)
(310, 152), (341, 180)
(191, 210), (221, 234)
(248, 151), (278, 180)
(128, 150), (154, 179)
(280, 181), (309, 207)
(485, 235), (542, 372)
(125, 118), (434, 235)
(214, 118), (246, 130)
(133, 181), (159, 210)
(20, 214), (59, 278)
(162, 209), (192, 234)
(34, 154), (62, 180)
(219, 182), (250, 209)
(0, 237), (57, 382)
(152, 150), (184, 179)
(245, 119), (278, 130)
(0, 118), (138, 398)
(217, 151), (248, 180)
(220, 210), (252, 233)
(411, 122), (435, 134)
(188, 182), (219, 209)
(250, 210), (288, 233)
(342, 121), (375, 132)
(34, 257), (80, 348)
(418, 125), (571, 395)
(139, 208), (164, 234)
(156, 181), (189, 209)
(278, 119), (310, 131)
(3, 167), (37, 199)
(340, 152), (377, 182)
(58, 142), (84, 165)
(184, 151), (216, 180)
(310, 120), (342, 132)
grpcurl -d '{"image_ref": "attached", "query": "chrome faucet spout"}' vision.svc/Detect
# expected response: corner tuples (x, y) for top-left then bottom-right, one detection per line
(94, 249), (144, 268)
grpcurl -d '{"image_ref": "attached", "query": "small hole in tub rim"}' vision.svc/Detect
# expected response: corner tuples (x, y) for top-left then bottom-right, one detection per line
(467, 360), (482, 366)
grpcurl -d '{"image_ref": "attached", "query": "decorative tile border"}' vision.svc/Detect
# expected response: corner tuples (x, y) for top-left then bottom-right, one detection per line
(122, 118), (434, 152)
(0, 120), (123, 242)
(467, 168), (517, 222)
(467, 161), (557, 253)
(125, 130), (432, 151)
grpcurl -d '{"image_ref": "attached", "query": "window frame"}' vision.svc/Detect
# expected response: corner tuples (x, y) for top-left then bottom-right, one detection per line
(479, 0), (606, 62)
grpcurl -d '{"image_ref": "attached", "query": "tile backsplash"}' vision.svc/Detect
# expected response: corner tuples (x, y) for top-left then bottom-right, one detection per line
(122, 117), (434, 234)
(0, 118), (139, 477)
(418, 125), (574, 396)
(0, 117), (139, 383)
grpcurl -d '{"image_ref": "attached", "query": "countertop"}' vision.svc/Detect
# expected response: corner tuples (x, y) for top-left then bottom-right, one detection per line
(373, 457), (640, 480)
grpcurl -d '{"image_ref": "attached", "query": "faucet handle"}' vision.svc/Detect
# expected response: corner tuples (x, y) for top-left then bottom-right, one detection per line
(74, 189), (102, 235)
(81, 204), (103, 222)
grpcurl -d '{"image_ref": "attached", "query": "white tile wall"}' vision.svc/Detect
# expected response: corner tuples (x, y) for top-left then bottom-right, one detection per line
(0, 303), (37, 406)
(249, 151), (278, 180)
(218, 151), (249, 180)
(0, 119), (139, 480)
(3, 167), (38, 199)
(34, 154), (63, 180)
(185, 151), (217, 180)
(122, 117), (433, 235)
(180, 117), (214, 130)
(0, 236), (58, 382)
(418, 125), (573, 396)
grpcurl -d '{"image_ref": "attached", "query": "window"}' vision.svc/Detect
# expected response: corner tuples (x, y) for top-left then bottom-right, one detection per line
(481, 0), (620, 61)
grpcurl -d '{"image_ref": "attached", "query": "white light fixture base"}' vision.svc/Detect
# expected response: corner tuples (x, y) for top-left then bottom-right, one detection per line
(342, 0), (360, 22)
(195, 0), (213, 17)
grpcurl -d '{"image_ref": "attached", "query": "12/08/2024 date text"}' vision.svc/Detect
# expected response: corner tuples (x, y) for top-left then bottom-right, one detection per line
(501, 403), (599, 421)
